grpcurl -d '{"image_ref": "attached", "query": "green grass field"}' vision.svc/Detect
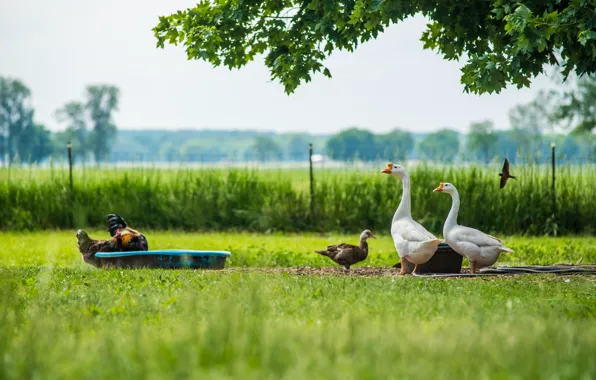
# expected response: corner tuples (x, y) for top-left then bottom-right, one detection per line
(1, 231), (595, 379)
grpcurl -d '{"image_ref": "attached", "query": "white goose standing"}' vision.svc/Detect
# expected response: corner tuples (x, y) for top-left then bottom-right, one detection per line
(381, 163), (441, 274)
(433, 182), (513, 273)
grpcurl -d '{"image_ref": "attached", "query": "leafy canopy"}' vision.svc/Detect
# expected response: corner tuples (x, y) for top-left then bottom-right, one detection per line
(153, 0), (596, 95)
(326, 128), (377, 161)
(467, 120), (498, 163)
(55, 102), (89, 160)
(418, 129), (460, 162)
(0, 77), (55, 163)
(0, 77), (34, 162)
(550, 74), (596, 133)
(375, 128), (414, 161)
(248, 135), (283, 161)
(85, 85), (120, 162)
(54, 85), (120, 163)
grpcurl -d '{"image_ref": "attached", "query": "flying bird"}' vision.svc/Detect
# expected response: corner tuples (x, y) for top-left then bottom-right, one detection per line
(499, 158), (516, 188)
(315, 230), (375, 270)
(77, 214), (148, 267)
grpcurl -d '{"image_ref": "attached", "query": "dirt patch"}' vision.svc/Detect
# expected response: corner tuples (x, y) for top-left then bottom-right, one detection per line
(221, 265), (596, 278)
(224, 266), (474, 278)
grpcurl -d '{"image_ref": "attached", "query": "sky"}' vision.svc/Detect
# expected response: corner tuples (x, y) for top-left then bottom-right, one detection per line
(0, 0), (557, 135)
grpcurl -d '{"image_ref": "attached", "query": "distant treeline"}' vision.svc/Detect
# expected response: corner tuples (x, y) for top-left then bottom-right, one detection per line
(325, 125), (596, 164)
(0, 166), (594, 235)
(3, 126), (596, 165)
(2, 75), (596, 165)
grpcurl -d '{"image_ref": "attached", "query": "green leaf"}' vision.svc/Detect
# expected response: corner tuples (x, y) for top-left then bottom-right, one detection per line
(152, 0), (596, 95)
(578, 31), (596, 47)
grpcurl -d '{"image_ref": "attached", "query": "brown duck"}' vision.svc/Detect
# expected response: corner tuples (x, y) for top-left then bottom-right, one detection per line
(315, 230), (376, 270)
(77, 214), (148, 268)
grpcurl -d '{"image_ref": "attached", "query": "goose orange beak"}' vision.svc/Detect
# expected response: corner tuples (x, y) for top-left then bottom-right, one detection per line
(433, 183), (444, 192)
(381, 162), (392, 174)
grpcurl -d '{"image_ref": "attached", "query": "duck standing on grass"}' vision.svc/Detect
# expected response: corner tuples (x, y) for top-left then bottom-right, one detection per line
(381, 163), (441, 275)
(77, 214), (148, 268)
(433, 182), (513, 273)
(315, 230), (376, 270)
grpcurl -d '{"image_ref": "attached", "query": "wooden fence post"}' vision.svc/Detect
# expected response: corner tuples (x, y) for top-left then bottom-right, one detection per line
(68, 142), (73, 191)
(309, 143), (315, 219)
(551, 142), (556, 215)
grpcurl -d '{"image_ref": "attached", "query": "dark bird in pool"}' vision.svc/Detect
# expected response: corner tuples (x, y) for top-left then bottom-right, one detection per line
(315, 230), (375, 270)
(77, 214), (148, 267)
(499, 158), (517, 189)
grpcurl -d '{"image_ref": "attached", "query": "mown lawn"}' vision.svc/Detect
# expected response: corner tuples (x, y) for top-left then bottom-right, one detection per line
(2, 231), (595, 268)
(1, 231), (595, 379)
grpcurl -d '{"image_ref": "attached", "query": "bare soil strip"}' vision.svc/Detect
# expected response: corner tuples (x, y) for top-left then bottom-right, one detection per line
(220, 265), (596, 278)
(224, 266), (473, 278)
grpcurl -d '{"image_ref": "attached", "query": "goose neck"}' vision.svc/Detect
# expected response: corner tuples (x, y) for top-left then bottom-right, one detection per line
(394, 174), (411, 220)
(444, 190), (460, 233)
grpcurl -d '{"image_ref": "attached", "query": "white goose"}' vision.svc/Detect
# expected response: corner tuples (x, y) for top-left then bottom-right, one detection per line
(381, 163), (441, 274)
(433, 182), (513, 273)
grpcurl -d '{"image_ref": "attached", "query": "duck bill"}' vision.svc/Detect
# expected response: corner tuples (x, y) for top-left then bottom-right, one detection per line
(433, 183), (444, 192)
(370, 234), (377, 239)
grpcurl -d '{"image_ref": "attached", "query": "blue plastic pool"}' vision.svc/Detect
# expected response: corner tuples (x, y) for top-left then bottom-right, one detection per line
(94, 249), (231, 269)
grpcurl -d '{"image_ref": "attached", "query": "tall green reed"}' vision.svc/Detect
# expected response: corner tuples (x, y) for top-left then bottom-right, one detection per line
(0, 164), (594, 234)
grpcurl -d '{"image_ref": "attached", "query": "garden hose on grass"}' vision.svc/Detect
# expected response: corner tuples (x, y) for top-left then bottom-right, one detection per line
(414, 265), (596, 278)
